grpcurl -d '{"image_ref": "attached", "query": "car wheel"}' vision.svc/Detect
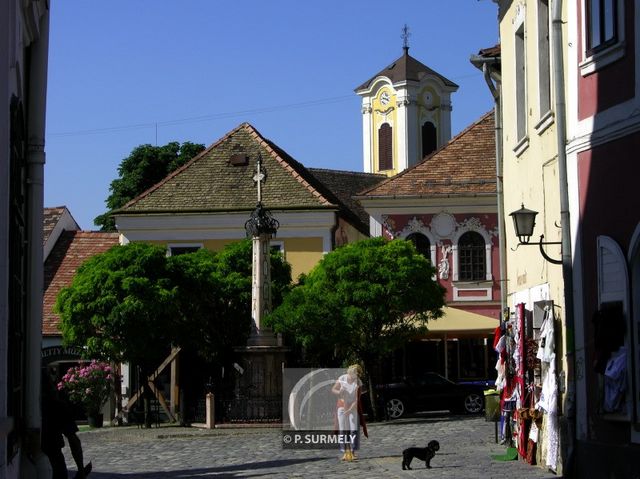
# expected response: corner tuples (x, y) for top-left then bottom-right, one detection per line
(463, 393), (483, 414)
(386, 398), (405, 419)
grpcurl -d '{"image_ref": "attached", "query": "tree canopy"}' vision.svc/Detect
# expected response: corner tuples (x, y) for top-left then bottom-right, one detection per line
(94, 141), (205, 231)
(55, 240), (291, 371)
(266, 237), (446, 415)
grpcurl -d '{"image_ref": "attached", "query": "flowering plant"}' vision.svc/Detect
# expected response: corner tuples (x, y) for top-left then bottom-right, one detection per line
(58, 360), (114, 414)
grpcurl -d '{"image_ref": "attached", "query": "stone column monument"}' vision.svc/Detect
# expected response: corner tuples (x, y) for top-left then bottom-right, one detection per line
(244, 155), (279, 346)
(234, 154), (287, 421)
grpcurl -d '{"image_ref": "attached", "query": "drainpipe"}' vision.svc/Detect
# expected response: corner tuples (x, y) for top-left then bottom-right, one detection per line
(482, 62), (507, 319)
(22, 5), (50, 477)
(471, 53), (506, 319)
(551, 0), (576, 476)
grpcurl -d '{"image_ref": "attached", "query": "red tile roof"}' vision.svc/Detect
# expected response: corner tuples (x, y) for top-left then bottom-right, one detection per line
(43, 206), (66, 245)
(477, 44), (501, 58)
(358, 111), (496, 198)
(43, 231), (119, 336)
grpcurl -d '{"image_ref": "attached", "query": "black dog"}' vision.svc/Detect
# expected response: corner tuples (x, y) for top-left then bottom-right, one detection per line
(402, 440), (440, 470)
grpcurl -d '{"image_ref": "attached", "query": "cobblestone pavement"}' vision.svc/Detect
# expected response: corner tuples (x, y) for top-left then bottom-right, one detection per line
(68, 414), (561, 478)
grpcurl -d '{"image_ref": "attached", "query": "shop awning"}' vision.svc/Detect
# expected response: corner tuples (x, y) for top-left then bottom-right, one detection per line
(425, 307), (499, 336)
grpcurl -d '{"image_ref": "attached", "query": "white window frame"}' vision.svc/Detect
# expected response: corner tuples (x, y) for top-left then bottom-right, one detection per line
(628, 224), (640, 442)
(514, 21), (529, 147)
(580, 0), (625, 76)
(451, 228), (492, 284)
(270, 240), (285, 259)
(396, 229), (437, 271)
(537, 0), (552, 120)
(535, 0), (554, 135)
(596, 235), (631, 422)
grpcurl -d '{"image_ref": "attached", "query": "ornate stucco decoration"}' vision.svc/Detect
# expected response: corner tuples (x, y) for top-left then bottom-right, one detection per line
(453, 216), (496, 242)
(380, 215), (396, 238)
(385, 216), (433, 241)
(374, 108), (395, 122)
(431, 212), (456, 238)
(438, 242), (452, 279)
(384, 212), (495, 243)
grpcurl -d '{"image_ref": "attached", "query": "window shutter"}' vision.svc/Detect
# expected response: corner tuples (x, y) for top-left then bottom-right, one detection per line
(378, 123), (393, 171)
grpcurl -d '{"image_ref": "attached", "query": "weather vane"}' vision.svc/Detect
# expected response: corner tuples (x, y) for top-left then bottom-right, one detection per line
(401, 24), (411, 52)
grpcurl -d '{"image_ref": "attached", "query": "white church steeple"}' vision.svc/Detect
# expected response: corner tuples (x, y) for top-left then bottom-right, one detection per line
(355, 27), (459, 176)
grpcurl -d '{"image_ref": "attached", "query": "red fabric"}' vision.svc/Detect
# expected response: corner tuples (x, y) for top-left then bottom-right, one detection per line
(357, 387), (368, 438)
(493, 326), (502, 350)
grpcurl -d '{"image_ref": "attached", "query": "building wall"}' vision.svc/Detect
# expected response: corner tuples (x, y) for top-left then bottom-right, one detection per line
(576, 132), (640, 436)
(147, 236), (326, 283)
(499, 0), (567, 342)
(369, 81), (400, 176)
(576, 0), (635, 119)
(117, 209), (344, 283)
(569, 0), (640, 470)
(1, 0), (49, 477)
(382, 212), (500, 313)
(498, 0), (570, 472)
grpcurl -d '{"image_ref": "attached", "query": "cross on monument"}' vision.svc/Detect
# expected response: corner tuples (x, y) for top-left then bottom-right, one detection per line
(253, 154), (266, 203)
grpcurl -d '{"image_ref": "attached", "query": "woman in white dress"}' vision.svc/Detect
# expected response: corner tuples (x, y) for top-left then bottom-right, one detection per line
(332, 364), (368, 461)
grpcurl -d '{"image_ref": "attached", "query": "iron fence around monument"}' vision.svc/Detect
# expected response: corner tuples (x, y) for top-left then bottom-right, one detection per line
(215, 395), (282, 423)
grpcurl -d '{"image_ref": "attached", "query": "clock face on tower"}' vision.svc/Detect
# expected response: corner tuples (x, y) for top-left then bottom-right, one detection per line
(380, 91), (390, 106)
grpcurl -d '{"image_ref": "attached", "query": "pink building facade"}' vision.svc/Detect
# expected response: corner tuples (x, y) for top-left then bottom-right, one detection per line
(570, 0), (640, 475)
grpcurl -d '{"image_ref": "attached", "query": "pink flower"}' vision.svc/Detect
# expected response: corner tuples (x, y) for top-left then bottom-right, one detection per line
(58, 361), (114, 413)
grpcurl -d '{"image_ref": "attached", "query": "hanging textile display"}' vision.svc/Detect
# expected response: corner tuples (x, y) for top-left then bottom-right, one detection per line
(514, 303), (528, 459)
(534, 305), (558, 472)
(492, 302), (560, 473)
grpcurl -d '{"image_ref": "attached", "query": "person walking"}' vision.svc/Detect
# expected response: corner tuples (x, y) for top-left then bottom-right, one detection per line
(41, 369), (92, 479)
(332, 364), (368, 461)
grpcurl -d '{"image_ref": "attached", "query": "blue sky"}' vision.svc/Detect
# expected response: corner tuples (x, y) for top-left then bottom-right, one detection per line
(45, 0), (499, 229)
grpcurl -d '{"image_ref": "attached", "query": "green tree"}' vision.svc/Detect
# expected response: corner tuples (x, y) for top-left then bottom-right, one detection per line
(56, 240), (291, 367)
(94, 141), (205, 231)
(56, 242), (177, 370)
(56, 239), (291, 425)
(167, 240), (292, 361)
(267, 237), (446, 418)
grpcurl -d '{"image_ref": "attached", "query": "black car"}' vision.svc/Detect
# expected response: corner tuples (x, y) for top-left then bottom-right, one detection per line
(376, 372), (488, 419)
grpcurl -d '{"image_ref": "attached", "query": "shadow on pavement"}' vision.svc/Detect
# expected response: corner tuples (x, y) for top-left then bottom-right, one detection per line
(77, 457), (327, 478)
(373, 412), (480, 426)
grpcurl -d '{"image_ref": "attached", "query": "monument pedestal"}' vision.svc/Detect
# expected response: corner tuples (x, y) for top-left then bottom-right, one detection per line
(234, 338), (288, 422)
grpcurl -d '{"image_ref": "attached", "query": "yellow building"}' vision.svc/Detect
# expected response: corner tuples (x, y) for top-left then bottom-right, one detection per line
(491, 0), (570, 474)
(114, 122), (383, 280)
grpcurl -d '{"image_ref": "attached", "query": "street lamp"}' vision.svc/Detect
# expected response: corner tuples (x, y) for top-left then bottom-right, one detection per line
(509, 204), (562, 264)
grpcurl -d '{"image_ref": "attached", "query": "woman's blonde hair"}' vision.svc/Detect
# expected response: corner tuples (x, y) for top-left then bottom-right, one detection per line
(347, 364), (363, 377)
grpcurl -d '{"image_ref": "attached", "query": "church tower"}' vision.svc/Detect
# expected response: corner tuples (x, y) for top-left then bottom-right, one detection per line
(355, 29), (459, 176)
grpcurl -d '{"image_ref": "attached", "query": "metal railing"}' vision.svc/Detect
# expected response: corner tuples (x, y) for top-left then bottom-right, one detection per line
(215, 396), (282, 423)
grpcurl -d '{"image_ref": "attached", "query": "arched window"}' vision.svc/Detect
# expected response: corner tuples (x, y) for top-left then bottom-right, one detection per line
(422, 121), (437, 158)
(378, 123), (393, 170)
(406, 233), (431, 258)
(458, 231), (486, 281)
